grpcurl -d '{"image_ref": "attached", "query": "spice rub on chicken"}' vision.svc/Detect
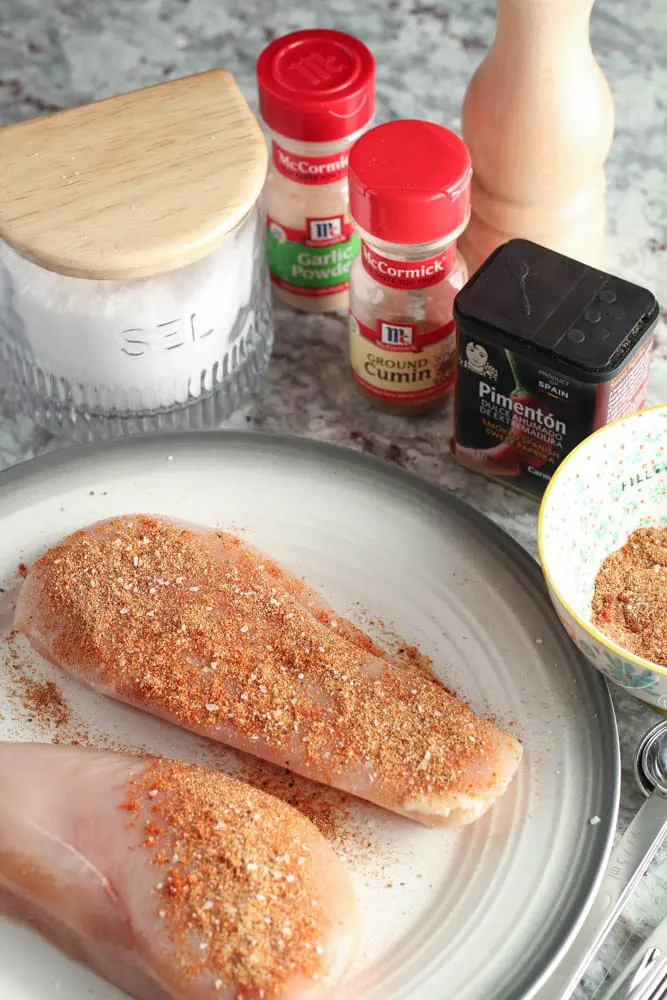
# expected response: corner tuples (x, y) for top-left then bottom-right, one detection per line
(15, 515), (522, 827)
(0, 743), (357, 1000)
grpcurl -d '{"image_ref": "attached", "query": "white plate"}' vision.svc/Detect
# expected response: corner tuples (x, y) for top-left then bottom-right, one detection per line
(0, 432), (619, 1000)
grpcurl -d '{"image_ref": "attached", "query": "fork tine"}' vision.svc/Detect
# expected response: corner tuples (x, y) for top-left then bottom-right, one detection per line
(643, 968), (667, 1000)
(621, 955), (667, 1000)
(627, 960), (667, 1000)
(627, 949), (665, 995)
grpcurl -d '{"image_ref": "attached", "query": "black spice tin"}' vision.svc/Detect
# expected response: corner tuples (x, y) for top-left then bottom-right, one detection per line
(451, 238), (660, 499)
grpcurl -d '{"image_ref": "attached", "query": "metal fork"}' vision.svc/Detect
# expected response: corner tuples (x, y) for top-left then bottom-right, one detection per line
(625, 965), (667, 1000)
(603, 949), (667, 1000)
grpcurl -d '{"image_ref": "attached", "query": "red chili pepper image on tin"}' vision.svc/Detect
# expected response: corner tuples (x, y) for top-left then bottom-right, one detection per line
(453, 350), (555, 477)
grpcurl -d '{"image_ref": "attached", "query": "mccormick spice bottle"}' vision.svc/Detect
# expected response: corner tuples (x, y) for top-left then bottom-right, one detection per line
(451, 238), (659, 499)
(347, 120), (471, 415)
(257, 29), (375, 314)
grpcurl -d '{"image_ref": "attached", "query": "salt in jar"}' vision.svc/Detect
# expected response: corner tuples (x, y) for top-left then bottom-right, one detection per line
(0, 70), (272, 441)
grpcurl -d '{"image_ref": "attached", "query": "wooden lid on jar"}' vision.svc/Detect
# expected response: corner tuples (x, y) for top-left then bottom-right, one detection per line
(0, 70), (268, 280)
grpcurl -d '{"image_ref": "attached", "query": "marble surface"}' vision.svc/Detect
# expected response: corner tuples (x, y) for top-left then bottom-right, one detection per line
(0, 0), (666, 997)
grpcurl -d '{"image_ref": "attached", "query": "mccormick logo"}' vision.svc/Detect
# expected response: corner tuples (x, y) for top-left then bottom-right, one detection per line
(305, 215), (346, 247)
(272, 142), (349, 185)
(381, 322), (414, 347)
(287, 52), (344, 86)
(361, 242), (454, 290)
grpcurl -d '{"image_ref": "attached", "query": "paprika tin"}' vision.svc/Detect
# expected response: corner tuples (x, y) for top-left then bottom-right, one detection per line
(451, 239), (660, 499)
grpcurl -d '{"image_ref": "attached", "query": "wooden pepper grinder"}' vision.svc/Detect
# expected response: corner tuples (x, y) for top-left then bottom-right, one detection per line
(458, 0), (614, 273)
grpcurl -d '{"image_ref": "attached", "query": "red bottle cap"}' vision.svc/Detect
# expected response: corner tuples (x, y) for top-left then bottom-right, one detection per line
(349, 120), (472, 244)
(257, 29), (375, 143)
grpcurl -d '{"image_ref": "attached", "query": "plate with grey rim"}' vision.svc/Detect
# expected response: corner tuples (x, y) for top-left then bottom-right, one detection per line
(0, 431), (619, 1000)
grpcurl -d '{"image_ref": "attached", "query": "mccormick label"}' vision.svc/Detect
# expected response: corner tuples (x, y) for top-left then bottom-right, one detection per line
(349, 314), (457, 402)
(452, 331), (654, 499)
(267, 142), (360, 297)
(361, 242), (457, 290)
(271, 142), (350, 185)
(267, 216), (360, 298)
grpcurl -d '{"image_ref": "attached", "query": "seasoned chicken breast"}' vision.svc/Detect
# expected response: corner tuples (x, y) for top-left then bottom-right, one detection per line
(15, 515), (522, 827)
(0, 742), (357, 999)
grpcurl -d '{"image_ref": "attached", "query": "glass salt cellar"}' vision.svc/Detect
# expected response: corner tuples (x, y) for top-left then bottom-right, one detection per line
(0, 70), (272, 441)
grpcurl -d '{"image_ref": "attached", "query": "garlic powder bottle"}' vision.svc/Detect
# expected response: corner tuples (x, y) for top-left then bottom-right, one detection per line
(257, 29), (375, 313)
(0, 71), (272, 441)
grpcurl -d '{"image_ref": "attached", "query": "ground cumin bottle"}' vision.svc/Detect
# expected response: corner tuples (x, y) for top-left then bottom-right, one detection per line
(257, 29), (375, 313)
(347, 120), (472, 414)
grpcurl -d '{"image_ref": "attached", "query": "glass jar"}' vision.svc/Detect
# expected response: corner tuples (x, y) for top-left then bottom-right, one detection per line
(348, 120), (472, 415)
(258, 29), (375, 313)
(0, 70), (272, 442)
(0, 207), (272, 441)
(349, 231), (468, 416)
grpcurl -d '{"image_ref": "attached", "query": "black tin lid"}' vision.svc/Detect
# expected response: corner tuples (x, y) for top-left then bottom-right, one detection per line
(454, 239), (660, 382)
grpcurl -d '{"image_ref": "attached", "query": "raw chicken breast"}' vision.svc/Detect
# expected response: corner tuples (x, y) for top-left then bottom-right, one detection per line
(0, 742), (357, 1000)
(15, 515), (522, 827)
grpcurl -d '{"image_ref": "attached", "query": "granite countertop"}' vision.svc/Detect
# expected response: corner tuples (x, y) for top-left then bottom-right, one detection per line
(1, 0), (666, 996)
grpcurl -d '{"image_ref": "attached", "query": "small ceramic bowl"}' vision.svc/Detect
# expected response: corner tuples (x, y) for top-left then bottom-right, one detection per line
(538, 404), (667, 710)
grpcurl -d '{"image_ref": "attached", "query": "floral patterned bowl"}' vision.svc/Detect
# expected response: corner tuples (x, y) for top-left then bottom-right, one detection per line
(538, 404), (667, 710)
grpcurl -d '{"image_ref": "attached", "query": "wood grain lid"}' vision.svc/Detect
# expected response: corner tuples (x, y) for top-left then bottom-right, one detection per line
(0, 70), (268, 280)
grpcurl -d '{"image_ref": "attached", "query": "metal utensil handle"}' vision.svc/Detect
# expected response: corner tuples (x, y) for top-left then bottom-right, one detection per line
(599, 946), (664, 1000)
(541, 791), (667, 1000)
(644, 973), (667, 1000)
(622, 957), (667, 1000)
(631, 950), (664, 992)
(628, 962), (667, 1000)
(646, 973), (667, 1000)
(599, 902), (667, 1000)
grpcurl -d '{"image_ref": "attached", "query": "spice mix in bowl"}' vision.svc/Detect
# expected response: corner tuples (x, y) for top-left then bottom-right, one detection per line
(538, 405), (667, 709)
